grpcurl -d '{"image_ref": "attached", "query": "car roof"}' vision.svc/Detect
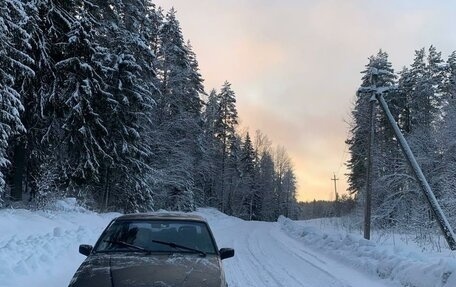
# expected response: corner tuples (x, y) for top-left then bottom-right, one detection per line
(114, 212), (207, 223)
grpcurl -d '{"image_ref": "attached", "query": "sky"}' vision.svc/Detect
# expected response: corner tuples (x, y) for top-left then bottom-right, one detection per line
(154, 0), (456, 202)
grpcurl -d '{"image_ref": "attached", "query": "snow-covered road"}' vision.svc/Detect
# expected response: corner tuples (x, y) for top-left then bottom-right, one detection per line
(212, 219), (393, 287)
(2, 202), (455, 287)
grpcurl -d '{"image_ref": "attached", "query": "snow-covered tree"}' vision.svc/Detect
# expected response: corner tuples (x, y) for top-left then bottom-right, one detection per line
(347, 46), (456, 233)
(258, 150), (276, 221)
(239, 132), (257, 219)
(436, 51), (456, 224)
(55, 16), (110, 189)
(82, 0), (159, 211)
(215, 81), (238, 211)
(347, 51), (396, 191)
(282, 167), (297, 218)
(0, 0), (34, 203)
(224, 133), (242, 215)
(199, 89), (221, 205)
(150, 8), (205, 211)
(346, 50), (399, 226)
(0, 2), (300, 220)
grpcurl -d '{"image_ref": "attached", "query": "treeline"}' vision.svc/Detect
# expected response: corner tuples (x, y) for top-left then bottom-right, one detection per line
(347, 47), (456, 232)
(0, 0), (298, 220)
(297, 195), (356, 220)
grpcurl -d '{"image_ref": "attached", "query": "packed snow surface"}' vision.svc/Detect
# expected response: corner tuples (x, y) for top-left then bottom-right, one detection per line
(1, 199), (455, 286)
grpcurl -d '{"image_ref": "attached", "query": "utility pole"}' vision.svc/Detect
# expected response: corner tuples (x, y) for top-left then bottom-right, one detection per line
(331, 173), (339, 201)
(363, 68), (377, 241)
(364, 94), (376, 240)
(331, 173), (340, 217)
(359, 71), (456, 249)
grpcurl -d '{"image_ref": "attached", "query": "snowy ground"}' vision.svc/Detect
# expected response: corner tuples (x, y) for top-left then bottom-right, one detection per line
(1, 200), (456, 287)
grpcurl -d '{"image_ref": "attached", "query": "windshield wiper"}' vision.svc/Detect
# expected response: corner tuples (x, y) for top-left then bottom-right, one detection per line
(103, 240), (150, 253)
(152, 240), (206, 257)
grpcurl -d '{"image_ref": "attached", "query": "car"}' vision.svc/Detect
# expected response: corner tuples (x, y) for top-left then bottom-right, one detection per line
(68, 213), (235, 287)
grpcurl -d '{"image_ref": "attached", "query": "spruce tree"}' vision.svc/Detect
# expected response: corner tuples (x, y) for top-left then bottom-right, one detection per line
(258, 151), (276, 220)
(215, 81), (238, 212)
(55, 15), (110, 190)
(152, 8), (204, 211)
(240, 132), (256, 219)
(435, 51), (456, 224)
(225, 134), (242, 215)
(346, 50), (398, 226)
(200, 89), (221, 206)
(0, 0), (34, 202)
(347, 50), (396, 193)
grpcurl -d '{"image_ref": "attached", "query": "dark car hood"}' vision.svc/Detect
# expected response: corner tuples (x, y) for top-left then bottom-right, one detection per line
(68, 253), (223, 287)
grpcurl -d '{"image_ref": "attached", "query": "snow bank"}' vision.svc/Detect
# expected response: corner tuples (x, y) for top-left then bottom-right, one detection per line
(0, 200), (120, 287)
(278, 216), (456, 287)
(0, 205), (239, 287)
(194, 207), (242, 227)
(49, 197), (88, 212)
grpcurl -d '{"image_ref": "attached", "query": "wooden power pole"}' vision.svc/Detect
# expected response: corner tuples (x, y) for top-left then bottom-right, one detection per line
(364, 96), (376, 240)
(331, 173), (339, 201)
(359, 71), (456, 249)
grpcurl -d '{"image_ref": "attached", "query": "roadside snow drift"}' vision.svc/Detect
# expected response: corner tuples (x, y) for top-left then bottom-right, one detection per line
(0, 199), (119, 287)
(278, 216), (456, 287)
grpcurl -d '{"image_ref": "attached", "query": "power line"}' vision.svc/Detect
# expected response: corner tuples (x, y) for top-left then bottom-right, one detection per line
(336, 142), (348, 176)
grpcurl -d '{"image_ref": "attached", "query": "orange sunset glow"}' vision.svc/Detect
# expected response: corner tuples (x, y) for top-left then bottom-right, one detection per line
(155, 0), (456, 202)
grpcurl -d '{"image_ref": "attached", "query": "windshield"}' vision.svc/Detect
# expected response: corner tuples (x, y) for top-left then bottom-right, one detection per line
(94, 220), (217, 254)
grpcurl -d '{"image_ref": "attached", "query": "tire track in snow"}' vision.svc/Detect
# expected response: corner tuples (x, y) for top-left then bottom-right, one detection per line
(266, 225), (348, 286)
(220, 220), (346, 287)
(221, 223), (282, 287)
(245, 226), (287, 286)
(247, 224), (302, 286)
(217, 225), (260, 287)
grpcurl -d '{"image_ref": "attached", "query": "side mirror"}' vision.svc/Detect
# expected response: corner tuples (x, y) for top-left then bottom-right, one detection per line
(219, 248), (234, 260)
(79, 244), (93, 256)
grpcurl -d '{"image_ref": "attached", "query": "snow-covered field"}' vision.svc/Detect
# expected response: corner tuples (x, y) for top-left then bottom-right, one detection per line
(1, 199), (456, 287)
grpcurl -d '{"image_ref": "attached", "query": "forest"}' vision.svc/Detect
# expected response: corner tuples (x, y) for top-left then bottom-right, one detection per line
(0, 0), (299, 221)
(347, 47), (456, 236)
